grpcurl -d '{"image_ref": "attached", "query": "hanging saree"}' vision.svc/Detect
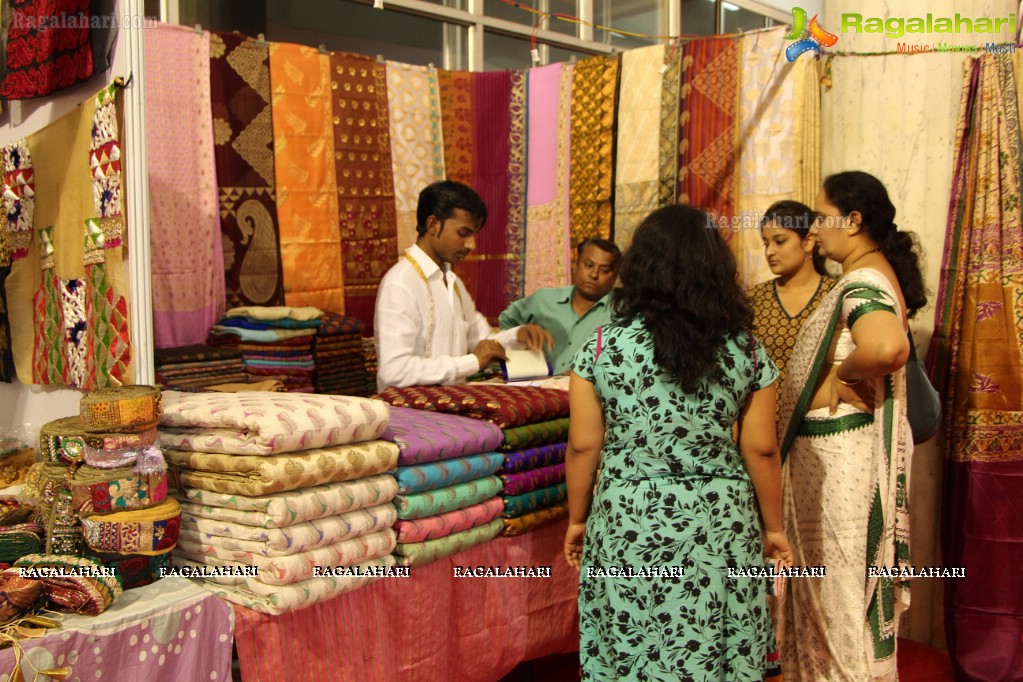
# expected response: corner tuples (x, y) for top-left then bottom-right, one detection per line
(268, 43), (344, 314)
(678, 36), (741, 221)
(2, 0), (94, 100)
(0, 203), (13, 382)
(209, 32), (285, 309)
(613, 44), (664, 250)
(330, 52), (397, 332)
(931, 53), (1023, 682)
(569, 55), (619, 246)
(386, 61), (445, 255)
(524, 63), (568, 294)
(145, 24), (225, 348)
(6, 80), (132, 388)
(452, 70), (520, 318)
(778, 268), (911, 682)
(437, 69), (473, 185)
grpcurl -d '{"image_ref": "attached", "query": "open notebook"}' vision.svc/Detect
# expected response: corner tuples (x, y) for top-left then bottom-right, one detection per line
(499, 348), (553, 381)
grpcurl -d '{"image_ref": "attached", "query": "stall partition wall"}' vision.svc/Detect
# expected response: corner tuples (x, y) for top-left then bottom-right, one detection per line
(0, 0), (153, 429)
(820, 0), (1019, 650)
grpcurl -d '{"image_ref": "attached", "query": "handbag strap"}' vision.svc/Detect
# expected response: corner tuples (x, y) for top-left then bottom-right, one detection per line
(907, 327), (919, 361)
(596, 326), (603, 361)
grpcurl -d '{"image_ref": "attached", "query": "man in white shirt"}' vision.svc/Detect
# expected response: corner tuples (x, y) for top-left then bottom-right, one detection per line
(374, 181), (551, 391)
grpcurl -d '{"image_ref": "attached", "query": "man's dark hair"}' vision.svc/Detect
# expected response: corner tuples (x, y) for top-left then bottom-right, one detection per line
(576, 238), (622, 270)
(415, 181), (488, 237)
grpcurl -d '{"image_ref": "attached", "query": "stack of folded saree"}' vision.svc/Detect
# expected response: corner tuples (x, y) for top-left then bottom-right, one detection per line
(207, 306), (324, 393)
(381, 407), (507, 567)
(0, 433), (35, 487)
(73, 386), (177, 586)
(313, 312), (370, 396)
(498, 421), (570, 536)
(375, 385), (571, 538)
(160, 390), (400, 614)
(154, 344), (245, 390)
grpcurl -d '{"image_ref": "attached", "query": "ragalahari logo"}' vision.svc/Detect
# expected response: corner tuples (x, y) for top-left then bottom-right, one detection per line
(784, 7), (838, 61)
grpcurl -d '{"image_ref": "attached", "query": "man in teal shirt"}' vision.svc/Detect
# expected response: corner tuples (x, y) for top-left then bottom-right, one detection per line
(499, 238), (621, 374)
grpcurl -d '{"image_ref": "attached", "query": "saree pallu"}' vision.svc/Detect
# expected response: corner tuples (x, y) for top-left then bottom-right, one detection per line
(13, 554), (122, 615)
(386, 61), (445, 255)
(524, 63), (569, 294)
(80, 497), (181, 556)
(778, 269), (911, 681)
(501, 500), (567, 537)
(180, 502), (396, 556)
(499, 462), (565, 496)
(2, 0), (93, 100)
(678, 37), (740, 221)
(166, 441), (398, 496)
(500, 419), (569, 451)
(393, 496), (504, 544)
(7, 81), (133, 387)
(569, 55), (619, 246)
(210, 33), (285, 309)
(175, 527), (395, 585)
(394, 452), (503, 494)
(145, 24), (224, 349)
(392, 476), (502, 520)
(613, 45), (665, 250)
(158, 390), (391, 455)
(330, 52), (398, 333)
(176, 474), (399, 529)
(392, 518), (502, 568)
(376, 384), (570, 429)
(501, 483), (566, 518)
(502, 442), (567, 473)
(933, 53), (1023, 682)
(178, 555), (394, 615)
(268, 44), (344, 313)
(452, 70), (524, 317)
(381, 406), (504, 466)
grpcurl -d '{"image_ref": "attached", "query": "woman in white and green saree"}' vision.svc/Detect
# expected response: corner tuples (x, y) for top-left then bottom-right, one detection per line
(777, 171), (927, 681)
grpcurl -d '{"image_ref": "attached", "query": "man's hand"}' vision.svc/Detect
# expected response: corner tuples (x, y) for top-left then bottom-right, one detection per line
(473, 340), (507, 369)
(517, 324), (554, 352)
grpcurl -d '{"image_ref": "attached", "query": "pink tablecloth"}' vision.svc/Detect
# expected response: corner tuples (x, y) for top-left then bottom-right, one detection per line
(233, 518), (579, 681)
(0, 577), (234, 681)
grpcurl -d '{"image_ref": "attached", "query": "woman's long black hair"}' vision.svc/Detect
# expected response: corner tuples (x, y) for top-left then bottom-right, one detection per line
(612, 204), (752, 392)
(822, 171), (927, 316)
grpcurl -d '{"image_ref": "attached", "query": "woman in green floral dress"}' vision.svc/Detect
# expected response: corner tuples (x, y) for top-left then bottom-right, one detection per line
(565, 205), (793, 681)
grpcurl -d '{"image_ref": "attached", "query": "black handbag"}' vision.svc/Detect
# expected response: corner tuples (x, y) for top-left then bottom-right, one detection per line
(905, 330), (941, 444)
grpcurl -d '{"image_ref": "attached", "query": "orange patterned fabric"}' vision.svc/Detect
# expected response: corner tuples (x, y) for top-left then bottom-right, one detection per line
(330, 52), (398, 333)
(437, 69), (473, 185)
(678, 37), (741, 221)
(569, 55), (619, 246)
(268, 44), (344, 314)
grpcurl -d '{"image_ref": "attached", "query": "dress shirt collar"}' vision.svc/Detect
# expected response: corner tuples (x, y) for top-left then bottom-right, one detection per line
(567, 287), (610, 313)
(407, 244), (446, 280)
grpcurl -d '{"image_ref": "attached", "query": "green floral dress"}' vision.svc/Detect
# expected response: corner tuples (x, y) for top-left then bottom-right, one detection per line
(572, 317), (779, 681)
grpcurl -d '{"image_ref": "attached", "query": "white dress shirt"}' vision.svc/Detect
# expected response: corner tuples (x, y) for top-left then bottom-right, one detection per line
(374, 245), (522, 390)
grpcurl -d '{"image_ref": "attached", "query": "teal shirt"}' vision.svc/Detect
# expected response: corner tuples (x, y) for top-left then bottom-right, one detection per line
(499, 286), (612, 374)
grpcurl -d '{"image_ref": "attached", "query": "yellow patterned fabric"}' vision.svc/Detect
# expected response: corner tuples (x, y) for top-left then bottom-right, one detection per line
(570, 55), (620, 246)
(614, 45), (665, 250)
(268, 44), (344, 313)
(386, 61), (445, 256)
(733, 32), (820, 288)
(165, 440), (399, 496)
(79, 385), (162, 433)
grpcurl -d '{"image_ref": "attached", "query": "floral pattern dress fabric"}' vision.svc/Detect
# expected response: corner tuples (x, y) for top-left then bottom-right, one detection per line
(572, 317), (778, 681)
